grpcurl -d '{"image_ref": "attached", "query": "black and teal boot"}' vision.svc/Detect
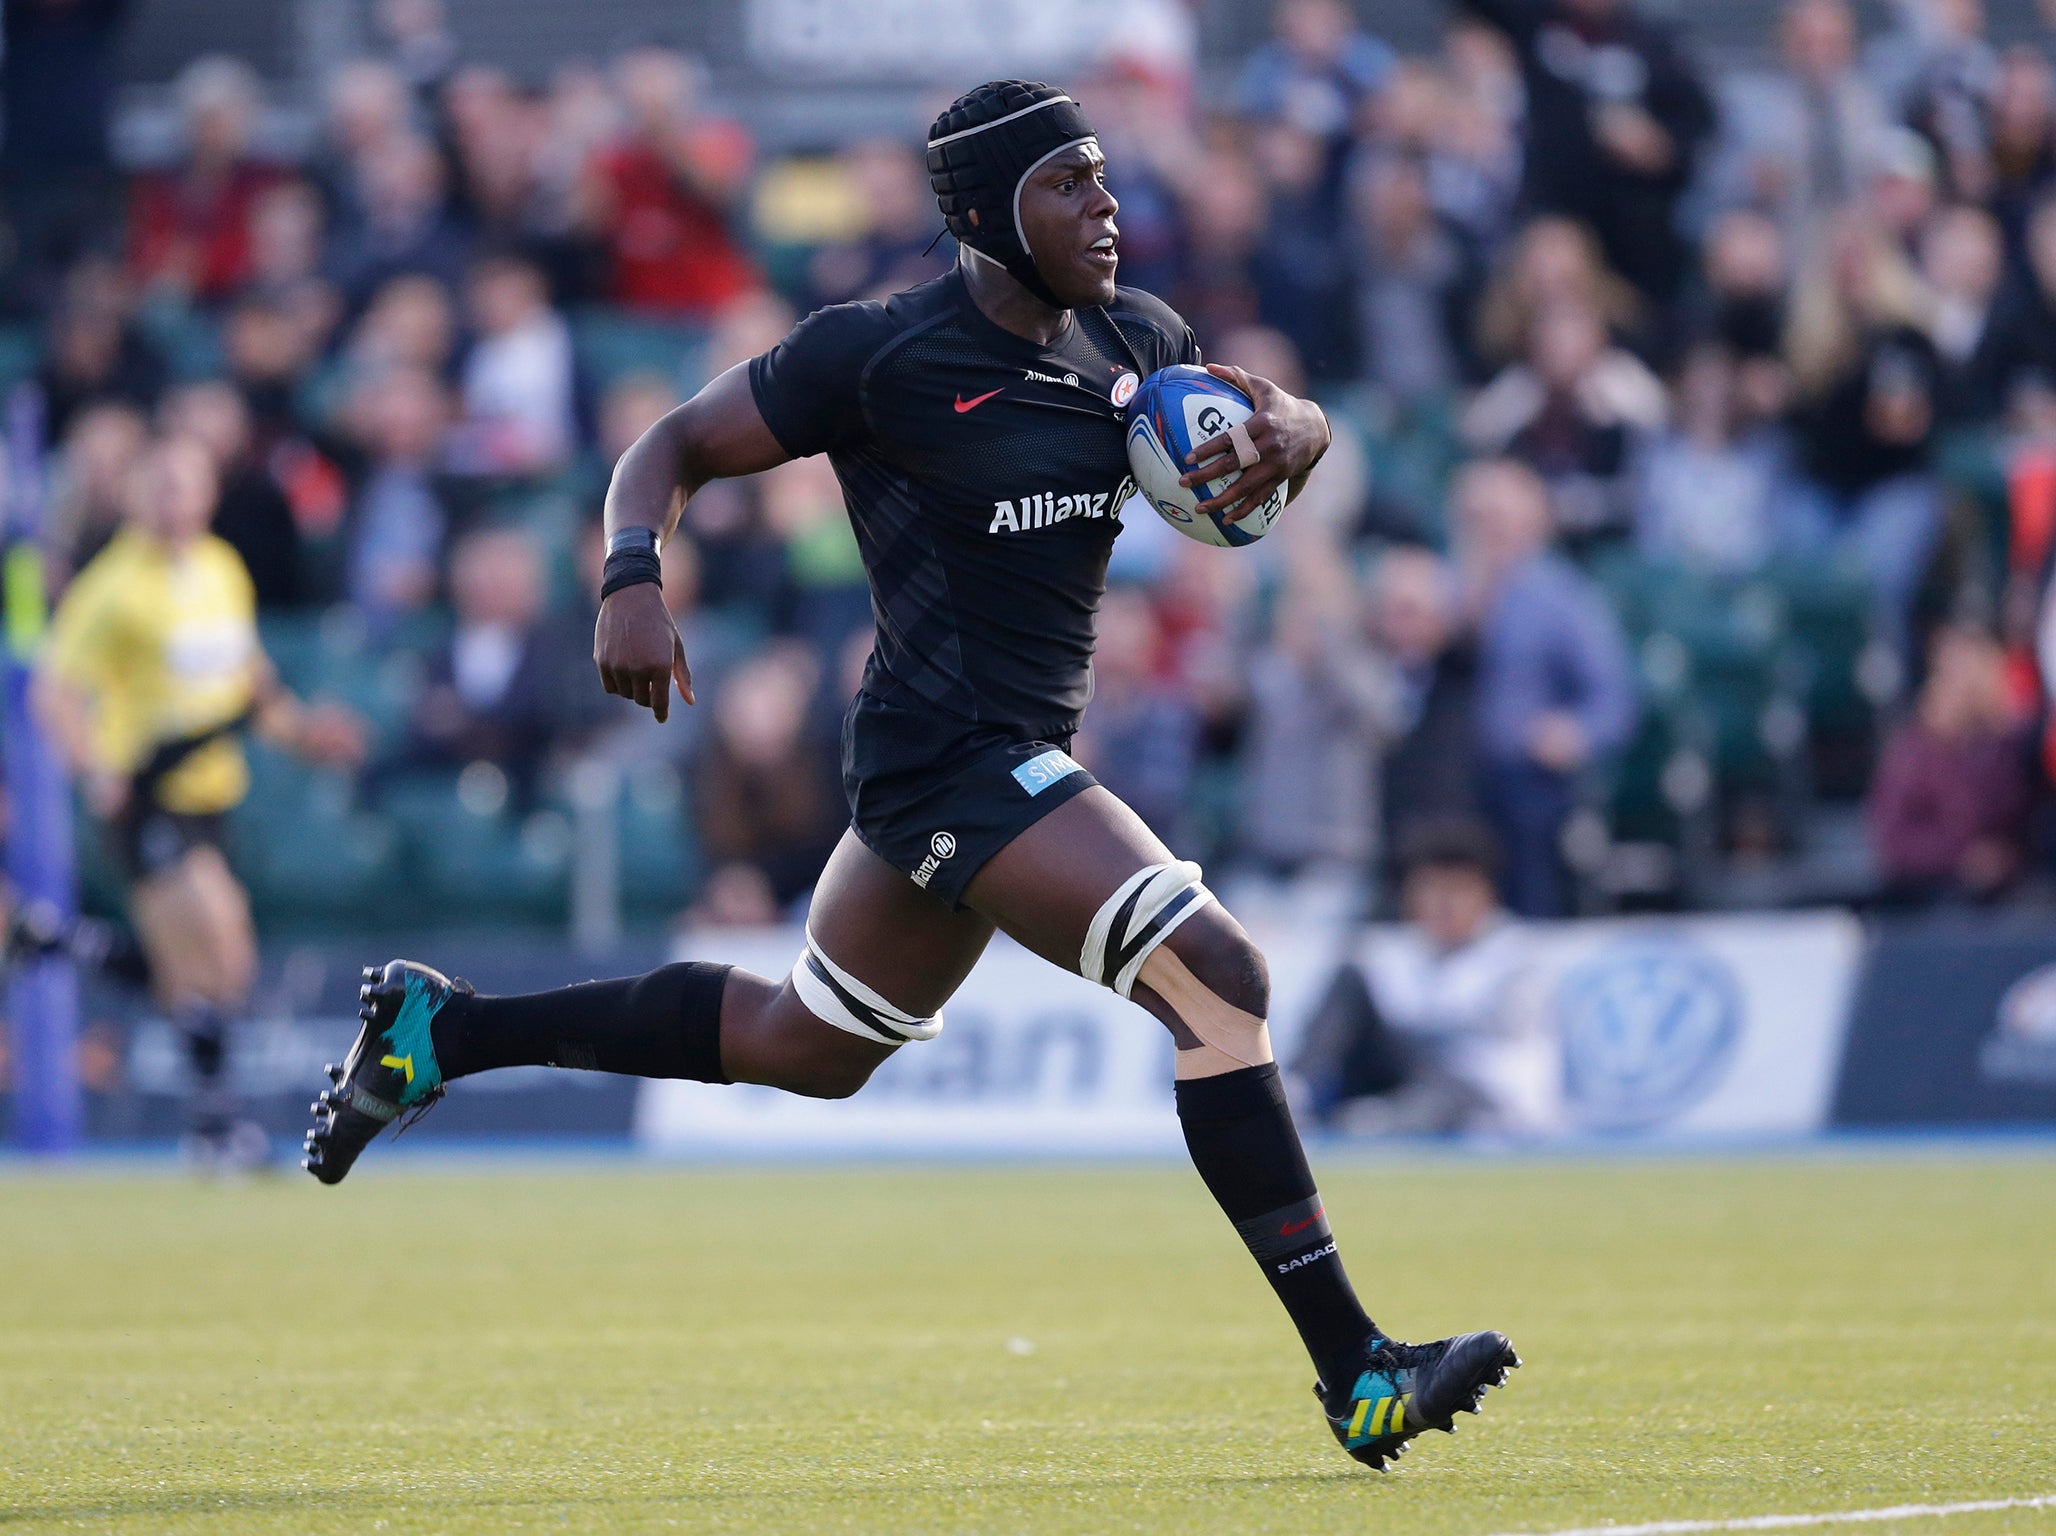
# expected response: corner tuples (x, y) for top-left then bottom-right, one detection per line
(303, 960), (470, 1185)
(1318, 1331), (1520, 1470)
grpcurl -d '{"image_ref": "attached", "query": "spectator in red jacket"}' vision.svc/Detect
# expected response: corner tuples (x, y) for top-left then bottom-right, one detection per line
(128, 57), (283, 304)
(1868, 623), (2033, 904)
(582, 47), (757, 317)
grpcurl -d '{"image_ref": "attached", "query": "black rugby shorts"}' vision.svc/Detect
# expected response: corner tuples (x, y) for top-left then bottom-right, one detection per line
(113, 806), (228, 884)
(842, 689), (1098, 909)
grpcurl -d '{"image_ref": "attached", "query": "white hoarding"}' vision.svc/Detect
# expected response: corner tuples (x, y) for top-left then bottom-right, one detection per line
(1516, 911), (1863, 1137)
(636, 910), (1862, 1153)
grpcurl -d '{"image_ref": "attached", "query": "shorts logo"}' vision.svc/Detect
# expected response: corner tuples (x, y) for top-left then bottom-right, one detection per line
(911, 831), (956, 889)
(1111, 371), (1139, 407)
(1012, 749), (1084, 796)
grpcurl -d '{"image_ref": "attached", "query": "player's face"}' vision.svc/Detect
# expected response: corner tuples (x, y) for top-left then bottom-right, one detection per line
(132, 438), (220, 547)
(1018, 142), (1120, 308)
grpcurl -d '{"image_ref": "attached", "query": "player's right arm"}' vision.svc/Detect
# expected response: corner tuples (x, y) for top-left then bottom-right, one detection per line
(32, 562), (129, 817)
(595, 362), (791, 723)
(596, 299), (884, 723)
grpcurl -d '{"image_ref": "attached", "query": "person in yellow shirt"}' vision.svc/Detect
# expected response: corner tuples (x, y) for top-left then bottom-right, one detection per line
(34, 433), (365, 1166)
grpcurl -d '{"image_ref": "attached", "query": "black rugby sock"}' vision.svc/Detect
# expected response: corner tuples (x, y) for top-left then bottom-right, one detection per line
(1175, 1063), (1376, 1390)
(429, 962), (732, 1084)
(177, 1002), (234, 1137)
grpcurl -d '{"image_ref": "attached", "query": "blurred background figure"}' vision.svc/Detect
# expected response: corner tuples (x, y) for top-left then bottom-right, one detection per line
(803, 139), (953, 308)
(38, 256), (165, 445)
(450, 252), (577, 477)
(1463, 294), (1668, 538)
(1370, 544), (1482, 864)
(127, 56), (280, 305)
(1714, 0), (1886, 231)
(1453, 459), (1637, 916)
(159, 379), (305, 610)
(1234, 539), (1395, 886)
(1782, 209), (1944, 649)
(1457, 0), (1716, 305)
(1072, 584), (1203, 858)
(340, 364), (453, 621)
(690, 644), (843, 912)
(1235, 0), (1395, 140)
(1634, 341), (1780, 575)
(1868, 622), (2032, 903)
(586, 47), (757, 318)
(33, 434), (364, 1166)
(397, 525), (565, 805)
(1289, 817), (1548, 1135)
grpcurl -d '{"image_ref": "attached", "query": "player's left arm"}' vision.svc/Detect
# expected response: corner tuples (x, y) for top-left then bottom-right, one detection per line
(250, 655), (368, 769)
(1176, 362), (1332, 523)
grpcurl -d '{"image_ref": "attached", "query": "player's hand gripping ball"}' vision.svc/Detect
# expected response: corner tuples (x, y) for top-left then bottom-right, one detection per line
(1124, 365), (1287, 547)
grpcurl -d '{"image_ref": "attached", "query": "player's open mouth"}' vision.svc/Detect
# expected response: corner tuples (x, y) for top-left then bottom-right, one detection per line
(1085, 234), (1118, 269)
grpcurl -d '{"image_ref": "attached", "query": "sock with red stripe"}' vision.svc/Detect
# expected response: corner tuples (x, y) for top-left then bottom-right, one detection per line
(1174, 1062), (1377, 1389)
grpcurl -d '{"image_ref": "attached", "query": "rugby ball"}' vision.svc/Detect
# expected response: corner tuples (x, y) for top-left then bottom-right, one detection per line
(1124, 365), (1286, 547)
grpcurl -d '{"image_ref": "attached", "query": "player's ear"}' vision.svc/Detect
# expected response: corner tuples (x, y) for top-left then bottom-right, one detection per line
(967, 209), (981, 227)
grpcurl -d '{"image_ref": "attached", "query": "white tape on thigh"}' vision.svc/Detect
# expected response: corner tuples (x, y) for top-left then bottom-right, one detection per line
(1079, 860), (1216, 999)
(791, 931), (944, 1046)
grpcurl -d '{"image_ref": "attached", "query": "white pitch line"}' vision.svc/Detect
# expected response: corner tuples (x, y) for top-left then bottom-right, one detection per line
(1488, 1494), (2056, 1536)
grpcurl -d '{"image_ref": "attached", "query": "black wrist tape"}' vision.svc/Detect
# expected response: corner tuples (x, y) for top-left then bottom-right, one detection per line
(600, 547), (663, 600)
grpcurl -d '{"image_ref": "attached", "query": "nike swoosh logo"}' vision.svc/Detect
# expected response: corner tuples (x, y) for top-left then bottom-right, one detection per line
(954, 388), (1004, 413)
(1280, 1210), (1325, 1236)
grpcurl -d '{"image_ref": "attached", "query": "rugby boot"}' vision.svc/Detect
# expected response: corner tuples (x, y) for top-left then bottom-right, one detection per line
(1318, 1330), (1520, 1470)
(303, 960), (470, 1185)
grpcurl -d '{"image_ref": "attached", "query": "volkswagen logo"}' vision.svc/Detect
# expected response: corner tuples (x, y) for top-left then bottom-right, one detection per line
(1556, 937), (1741, 1131)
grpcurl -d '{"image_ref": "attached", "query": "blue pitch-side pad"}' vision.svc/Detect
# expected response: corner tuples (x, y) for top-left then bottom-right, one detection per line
(1013, 749), (1085, 796)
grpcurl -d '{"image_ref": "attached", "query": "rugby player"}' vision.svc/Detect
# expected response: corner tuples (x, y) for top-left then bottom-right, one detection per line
(37, 434), (365, 1166)
(304, 81), (1517, 1467)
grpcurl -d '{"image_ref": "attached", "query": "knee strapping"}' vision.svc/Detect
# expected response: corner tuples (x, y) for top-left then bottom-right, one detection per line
(791, 931), (944, 1047)
(1080, 860), (1215, 999)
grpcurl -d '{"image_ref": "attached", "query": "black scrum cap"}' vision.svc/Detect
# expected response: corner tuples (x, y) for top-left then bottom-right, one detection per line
(926, 80), (1097, 308)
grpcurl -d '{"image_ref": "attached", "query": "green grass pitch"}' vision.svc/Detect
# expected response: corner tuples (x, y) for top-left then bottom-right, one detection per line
(2, 1154), (2052, 1534)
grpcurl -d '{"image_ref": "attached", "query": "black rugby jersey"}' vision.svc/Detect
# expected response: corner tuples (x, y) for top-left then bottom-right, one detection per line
(748, 269), (1198, 736)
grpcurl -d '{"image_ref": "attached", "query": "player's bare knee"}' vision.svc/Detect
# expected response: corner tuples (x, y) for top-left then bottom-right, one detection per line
(783, 1053), (878, 1100)
(1165, 914), (1270, 1022)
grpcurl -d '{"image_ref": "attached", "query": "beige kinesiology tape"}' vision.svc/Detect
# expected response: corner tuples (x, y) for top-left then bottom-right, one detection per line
(1227, 420), (1260, 470)
(1138, 944), (1275, 1080)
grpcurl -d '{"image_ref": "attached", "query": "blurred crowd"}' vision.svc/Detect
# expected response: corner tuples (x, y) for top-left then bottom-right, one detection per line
(13, 0), (2056, 929)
